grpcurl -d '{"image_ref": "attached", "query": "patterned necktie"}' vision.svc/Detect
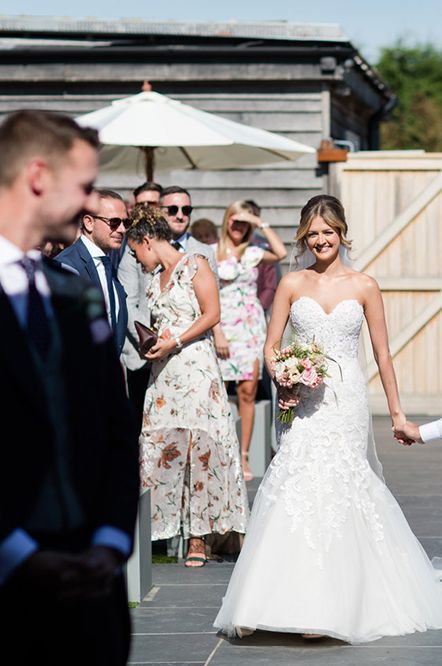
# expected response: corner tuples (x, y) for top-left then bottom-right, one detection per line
(100, 255), (118, 332)
(19, 257), (51, 359)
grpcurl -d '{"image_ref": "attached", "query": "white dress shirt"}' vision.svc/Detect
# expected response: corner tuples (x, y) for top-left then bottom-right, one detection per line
(420, 418), (442, 443)
(0, 235), (51, 325)
(173, 231), (190, 251)
(81, 235), (119, 325)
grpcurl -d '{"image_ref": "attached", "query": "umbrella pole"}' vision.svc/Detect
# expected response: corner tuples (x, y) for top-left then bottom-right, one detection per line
(143, 147), (155, 181)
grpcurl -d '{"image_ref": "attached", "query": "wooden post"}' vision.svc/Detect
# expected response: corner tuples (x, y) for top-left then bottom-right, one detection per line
(143, 146), (155, 180)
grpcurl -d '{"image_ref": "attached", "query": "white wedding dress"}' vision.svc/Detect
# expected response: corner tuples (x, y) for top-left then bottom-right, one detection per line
(214, 296), (442, 644)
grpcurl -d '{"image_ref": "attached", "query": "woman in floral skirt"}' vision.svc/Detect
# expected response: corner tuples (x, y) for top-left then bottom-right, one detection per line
(214, 201), (287, 481)
(127, 205), (249, 567)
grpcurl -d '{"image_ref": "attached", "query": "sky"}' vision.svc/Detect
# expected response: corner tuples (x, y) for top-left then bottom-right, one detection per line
(0, 0), (441, 62)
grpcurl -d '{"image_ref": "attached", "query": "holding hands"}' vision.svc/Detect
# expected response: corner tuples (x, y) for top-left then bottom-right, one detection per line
(393, 420), (422, 446)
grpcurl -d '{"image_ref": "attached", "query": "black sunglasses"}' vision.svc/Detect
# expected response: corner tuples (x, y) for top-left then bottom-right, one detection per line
(92, 215), (132, 231)
(161, 205), (193, 216)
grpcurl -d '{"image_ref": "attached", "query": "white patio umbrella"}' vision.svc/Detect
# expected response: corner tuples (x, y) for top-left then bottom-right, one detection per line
(76, 90), (315, 179)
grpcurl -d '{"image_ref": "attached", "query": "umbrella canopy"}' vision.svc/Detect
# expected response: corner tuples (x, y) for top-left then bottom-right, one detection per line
(76, 91), (315, 178)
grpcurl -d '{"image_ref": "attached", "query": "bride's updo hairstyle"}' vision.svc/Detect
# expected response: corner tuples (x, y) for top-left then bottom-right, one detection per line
(127, 203), (172, 243)
(294, 195), (352, 265)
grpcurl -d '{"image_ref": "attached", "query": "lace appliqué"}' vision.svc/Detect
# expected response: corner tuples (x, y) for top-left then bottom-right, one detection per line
(265, 297), (385, 568)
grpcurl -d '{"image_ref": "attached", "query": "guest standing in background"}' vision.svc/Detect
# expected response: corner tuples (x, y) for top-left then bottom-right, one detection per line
(127, 206), (249, 568)
(55, 189), (129, 356)
(214, 200), (287, 481)
(118, 180), (163, 428)
(190, 217), (219, 245)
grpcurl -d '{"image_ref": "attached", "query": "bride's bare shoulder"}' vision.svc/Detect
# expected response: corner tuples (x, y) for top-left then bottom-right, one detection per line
(277, 270), (308, 293)
(347, 270), (381, 301)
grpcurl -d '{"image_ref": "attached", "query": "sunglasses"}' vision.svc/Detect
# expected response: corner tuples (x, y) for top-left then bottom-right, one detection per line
(231, 218), (252, 225)
(161, 205), (193, 216)
(92, 215), (132, 231)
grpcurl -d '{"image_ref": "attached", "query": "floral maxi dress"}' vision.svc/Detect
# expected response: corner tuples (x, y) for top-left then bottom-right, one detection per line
(216, 245), (267, 382)
(140, 254), (250, 540)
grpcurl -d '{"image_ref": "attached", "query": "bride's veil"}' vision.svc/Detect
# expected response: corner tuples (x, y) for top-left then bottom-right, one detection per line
(280, 241), (385, 483)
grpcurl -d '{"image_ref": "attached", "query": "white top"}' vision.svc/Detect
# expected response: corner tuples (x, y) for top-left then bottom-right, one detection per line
(420, 418), (442, 443)
(81, 235), (119, 324)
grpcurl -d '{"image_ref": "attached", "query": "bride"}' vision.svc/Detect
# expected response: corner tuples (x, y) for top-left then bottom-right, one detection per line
(213, 194), (442, 644)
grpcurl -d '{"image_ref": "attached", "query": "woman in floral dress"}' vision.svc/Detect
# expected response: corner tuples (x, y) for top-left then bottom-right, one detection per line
(215, 201), (287, 481)
(127, 205), (249, 567)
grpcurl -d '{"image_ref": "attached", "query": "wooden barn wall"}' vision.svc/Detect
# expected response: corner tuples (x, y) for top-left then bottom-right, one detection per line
(0, 91), (326, 264)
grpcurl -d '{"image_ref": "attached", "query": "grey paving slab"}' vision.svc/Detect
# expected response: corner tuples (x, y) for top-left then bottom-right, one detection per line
(132, 607), (219, 634)
(210, 643), (442, 666)
(137, 581), (226, 608)
(131, 415), (442, 666)
(128, 632), (218, 664)
(151, 563), (234, 587)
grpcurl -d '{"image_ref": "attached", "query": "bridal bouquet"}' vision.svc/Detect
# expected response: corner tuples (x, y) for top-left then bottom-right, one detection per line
(271, 339), (332, 424)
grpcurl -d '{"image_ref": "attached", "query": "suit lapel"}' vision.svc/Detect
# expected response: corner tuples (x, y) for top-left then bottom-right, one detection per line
(74, 238), (102, 287)
(0, 290), (46, 408)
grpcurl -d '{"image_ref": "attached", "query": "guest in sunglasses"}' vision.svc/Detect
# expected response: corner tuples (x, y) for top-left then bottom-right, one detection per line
(215, 200), (287, 481)
(159, 186), (218, 277)
(55, 188), (129, 355)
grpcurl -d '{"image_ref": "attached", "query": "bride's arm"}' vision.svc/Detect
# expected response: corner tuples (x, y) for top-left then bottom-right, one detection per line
(264, 274), (292, 377)
(362, 276), (406, 430)
(264, 275), (300, 409)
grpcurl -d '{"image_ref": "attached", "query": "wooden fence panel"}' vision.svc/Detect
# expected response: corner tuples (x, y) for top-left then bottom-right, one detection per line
(330, 152), (442, 415)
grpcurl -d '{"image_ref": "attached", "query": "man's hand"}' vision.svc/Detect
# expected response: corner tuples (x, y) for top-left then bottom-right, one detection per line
(60, 546), (124, 600)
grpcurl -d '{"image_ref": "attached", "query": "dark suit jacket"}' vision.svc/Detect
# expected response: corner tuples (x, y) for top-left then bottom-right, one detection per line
(55, 238), (128, 356)
(0, 259), (139, 546)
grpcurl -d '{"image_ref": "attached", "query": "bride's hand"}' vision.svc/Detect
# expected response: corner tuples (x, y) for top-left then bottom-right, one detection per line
(391, 413), (414, 446)
(277, 387), (300, 411)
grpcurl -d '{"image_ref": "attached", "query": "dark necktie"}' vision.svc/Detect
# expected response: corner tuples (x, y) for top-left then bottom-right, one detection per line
(100, 255), (118, 332)
(19, 257), (51, 359)
(172, 241), (183, 251)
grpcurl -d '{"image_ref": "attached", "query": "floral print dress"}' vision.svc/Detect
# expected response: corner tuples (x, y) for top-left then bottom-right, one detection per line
(140, 254), (249, 541)
(216, 245), (267, 382)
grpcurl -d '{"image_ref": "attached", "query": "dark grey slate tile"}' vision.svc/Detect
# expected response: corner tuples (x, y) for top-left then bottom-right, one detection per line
(128, 633), (218, 664)
(131, 607), (219, 634)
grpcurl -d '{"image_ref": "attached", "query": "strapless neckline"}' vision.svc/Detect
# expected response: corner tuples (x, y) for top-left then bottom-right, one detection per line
(291, 295), (363, 317)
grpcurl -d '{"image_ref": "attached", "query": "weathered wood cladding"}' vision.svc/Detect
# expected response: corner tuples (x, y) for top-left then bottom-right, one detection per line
(0, 19), (393, 264)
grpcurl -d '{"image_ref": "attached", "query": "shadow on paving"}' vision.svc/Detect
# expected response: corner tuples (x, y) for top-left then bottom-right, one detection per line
(129, 415), (442, 666)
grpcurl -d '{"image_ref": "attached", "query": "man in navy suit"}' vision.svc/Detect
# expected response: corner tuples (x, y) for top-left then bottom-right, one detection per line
(55, 189), (129, 356)
(0, 110), (139, 665)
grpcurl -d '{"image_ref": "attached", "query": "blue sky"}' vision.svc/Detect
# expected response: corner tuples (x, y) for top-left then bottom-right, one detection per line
(0, 0), (441, 62)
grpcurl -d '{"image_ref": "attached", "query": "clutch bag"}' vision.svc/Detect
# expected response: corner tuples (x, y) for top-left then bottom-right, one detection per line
(134, 320), (158, 355)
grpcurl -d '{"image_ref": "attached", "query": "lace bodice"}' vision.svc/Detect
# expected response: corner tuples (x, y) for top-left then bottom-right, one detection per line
(289, 296), (364, 360)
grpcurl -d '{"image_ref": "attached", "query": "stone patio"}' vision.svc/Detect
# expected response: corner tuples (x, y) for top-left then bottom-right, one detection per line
(129, 416), (442, 665)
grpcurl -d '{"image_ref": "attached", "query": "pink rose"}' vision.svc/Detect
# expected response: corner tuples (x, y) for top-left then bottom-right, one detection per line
(300, 367), (318, 387)
(301, 358), (312, 370)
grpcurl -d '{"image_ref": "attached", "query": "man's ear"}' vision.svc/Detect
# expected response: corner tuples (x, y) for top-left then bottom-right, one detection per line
(26, 159), (49, 196)
(82, 214), (95, 234)
(143, 236), (152, 250)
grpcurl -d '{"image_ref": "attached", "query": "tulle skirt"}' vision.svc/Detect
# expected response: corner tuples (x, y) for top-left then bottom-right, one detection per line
(214, 465), (442, 644)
